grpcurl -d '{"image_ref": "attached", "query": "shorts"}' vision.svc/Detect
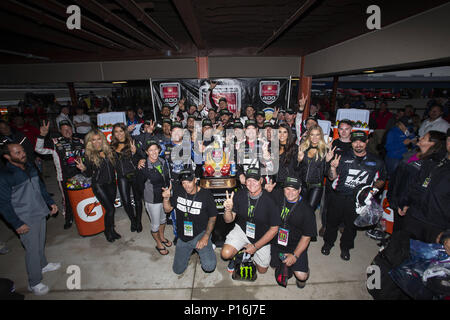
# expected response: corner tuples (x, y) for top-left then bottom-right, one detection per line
(224, 224), (271, 268)
(269, 244), (309, 273)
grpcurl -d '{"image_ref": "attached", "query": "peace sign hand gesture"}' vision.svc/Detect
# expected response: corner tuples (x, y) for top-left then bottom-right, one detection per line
(299, 94), (307, 111)
(74, 158), (86, 172)
(326, 145), (337, 163)
(224, 191), (234, 212)
(130, 139), (137, 155)
(162, 182), (172, 200)
(330, 154), (341, 169)
(40, 120), (50, 137)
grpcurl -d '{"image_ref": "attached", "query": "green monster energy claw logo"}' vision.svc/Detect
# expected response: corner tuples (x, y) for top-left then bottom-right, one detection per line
(240, 265), (254, 280)
(280, 206), (290, 220)
(248, 205), (255, 217)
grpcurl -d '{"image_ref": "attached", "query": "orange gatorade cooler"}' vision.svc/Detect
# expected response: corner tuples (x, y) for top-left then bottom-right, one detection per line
(67, 187), (105, 236)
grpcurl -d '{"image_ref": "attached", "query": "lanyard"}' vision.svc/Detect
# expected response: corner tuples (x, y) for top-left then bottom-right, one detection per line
(184, 190), (198, 220)
(247, 192), (261, 221)
(280, 196), (302, 228)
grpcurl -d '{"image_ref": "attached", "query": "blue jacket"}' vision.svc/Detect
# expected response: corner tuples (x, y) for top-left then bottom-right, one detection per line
(0, 162), (55, 230)
(385, 126), (415, 159)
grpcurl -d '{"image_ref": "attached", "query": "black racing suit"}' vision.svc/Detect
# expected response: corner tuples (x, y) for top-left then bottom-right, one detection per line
(35, 135), (85, 224)
(324, 151), (386, 251)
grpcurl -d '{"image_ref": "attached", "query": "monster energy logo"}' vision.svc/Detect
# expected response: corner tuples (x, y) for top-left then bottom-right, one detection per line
(155, 165), (162, 175)
(240, 265), (254, 280)
(280, 207), (290, 220)
(248, 205), (255, 218)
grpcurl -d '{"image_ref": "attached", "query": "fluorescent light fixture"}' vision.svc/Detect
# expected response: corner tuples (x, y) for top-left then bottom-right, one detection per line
(363, 70), (375, 73)
(112, 81), (127, 84)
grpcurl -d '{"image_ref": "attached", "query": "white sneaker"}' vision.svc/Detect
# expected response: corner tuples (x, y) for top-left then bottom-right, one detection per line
(28, 283), (49, 296)
(42, 262), (61, 273)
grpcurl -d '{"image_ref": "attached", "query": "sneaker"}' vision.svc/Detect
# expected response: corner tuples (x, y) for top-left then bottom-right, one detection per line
(227, 259), (236, 273)
(28, 283), (49, 296)
(366, 229), (385, 241)
(296, 279), (307, 289)
(42, 262), (61, 274)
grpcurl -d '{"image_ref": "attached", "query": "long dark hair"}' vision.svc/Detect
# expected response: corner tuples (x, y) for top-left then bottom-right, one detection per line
(420, 130), (446, 160)
(110, 123), (133, 157)
(278, 123), (297, 166)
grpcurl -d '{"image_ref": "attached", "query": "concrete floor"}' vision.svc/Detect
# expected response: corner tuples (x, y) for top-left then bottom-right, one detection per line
(0, 159), (380, 300)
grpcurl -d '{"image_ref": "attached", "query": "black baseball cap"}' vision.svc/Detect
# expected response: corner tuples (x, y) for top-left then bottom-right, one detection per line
(245, 168), (261, 181)
(256, 110), (266, 118)
(245, 119), (257, 128)
(59, 120), (72, 128)
(145, 140), (160, 149)
(218, 97), (228, 104)
(283, 176), (301, 189)
(171, 121), (183, 129)
(285, 109), (295, 115)
(351, 130), (368, 142)
(219, 109), (232, 116)
(233, 121), (244, 129)
(179, 169), (195, 181)
(202, 119), (213, 128)
(162, 118), (172, 125)
(263, 121), (273, 128)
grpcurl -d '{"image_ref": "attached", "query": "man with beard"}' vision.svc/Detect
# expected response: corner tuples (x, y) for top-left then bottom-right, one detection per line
(0, 143), (59, 295)
(322, 131), (386, 261)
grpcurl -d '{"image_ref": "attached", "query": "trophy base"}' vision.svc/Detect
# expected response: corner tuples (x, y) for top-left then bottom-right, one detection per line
(200, 177), (236, 189)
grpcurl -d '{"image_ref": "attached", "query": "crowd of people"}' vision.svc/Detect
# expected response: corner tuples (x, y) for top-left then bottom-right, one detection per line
(0, 83), (449, 297)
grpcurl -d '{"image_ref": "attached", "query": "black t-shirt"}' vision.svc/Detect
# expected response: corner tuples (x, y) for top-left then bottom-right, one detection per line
(170, 185), (218, 242)
(233, 189), (281, 244)
(332, 139), (352, 157)
(332, 151), (386, 195)
(270, 189), (317, 250)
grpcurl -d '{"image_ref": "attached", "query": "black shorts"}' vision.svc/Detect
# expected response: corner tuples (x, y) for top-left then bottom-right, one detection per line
(270, 244), (309, 273)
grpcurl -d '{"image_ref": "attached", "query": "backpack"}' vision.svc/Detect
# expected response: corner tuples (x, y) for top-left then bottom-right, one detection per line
(232, 251), (258, 282)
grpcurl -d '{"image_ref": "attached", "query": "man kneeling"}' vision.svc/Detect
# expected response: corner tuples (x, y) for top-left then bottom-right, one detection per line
(221, 168), (280, 275)
(162, 169), (217, 274)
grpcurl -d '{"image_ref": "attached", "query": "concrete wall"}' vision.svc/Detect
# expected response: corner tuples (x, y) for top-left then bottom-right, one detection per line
(303, 2), (450, 77)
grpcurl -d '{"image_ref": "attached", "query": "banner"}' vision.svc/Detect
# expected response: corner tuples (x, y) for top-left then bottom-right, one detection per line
(151, 78), (289, 115)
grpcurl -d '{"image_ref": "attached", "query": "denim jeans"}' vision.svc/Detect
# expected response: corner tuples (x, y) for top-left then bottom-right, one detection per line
(172, 231), (216, 275)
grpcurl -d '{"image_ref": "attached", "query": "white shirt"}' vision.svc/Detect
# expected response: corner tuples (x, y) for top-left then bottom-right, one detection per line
(418, 116), (449, 137)
(73, 114), (92, 134)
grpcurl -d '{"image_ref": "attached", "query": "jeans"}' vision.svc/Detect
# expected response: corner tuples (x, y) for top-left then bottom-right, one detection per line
(172, 231), (216, 275)
(19, 218), (47, 287)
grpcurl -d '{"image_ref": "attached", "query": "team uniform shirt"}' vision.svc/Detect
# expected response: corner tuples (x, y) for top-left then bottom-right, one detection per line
(170, 186), (218, 242)
(35, 135), (85, 182)
(161, 141), (196, 181)
(232, 189), (281, 244)
(331, 151), (386, 196)
(270, 189), (317, 251)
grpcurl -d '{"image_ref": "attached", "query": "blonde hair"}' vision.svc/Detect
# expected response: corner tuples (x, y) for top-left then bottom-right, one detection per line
(299, 125), (327, 160)
(84, 129), (115, 168)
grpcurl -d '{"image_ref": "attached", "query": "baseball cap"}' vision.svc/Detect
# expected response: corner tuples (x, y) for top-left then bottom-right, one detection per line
(171, 121), (183, 129)
(218, 97), (228, 104)
(256, 110), (266, 118)
(285, 109), (295, 115)
(233, 121), (244, 129)
(179, 169), (195, 181)
(283, 176), (301, 189)
(350, 131), (368, 142)
(162, 118), (172, 125)
(245, 168), (261, 181)
(202, 119), (213, 128)
(219, 109), (232, 116)
(145, 140), (160, 149)
(263, 121), (273, 128)
(59, 120), (72, 128)
(245, 119), (257, 128)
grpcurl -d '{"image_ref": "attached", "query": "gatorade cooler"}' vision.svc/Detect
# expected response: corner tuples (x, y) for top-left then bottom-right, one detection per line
(67, 187), (105, 236)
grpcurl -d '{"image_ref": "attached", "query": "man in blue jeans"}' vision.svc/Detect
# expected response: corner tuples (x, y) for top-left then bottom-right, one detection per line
(162, 169), (217, 274)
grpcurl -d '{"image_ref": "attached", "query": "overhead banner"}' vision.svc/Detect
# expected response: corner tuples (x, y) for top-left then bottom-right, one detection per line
(151, 78), (289, 115)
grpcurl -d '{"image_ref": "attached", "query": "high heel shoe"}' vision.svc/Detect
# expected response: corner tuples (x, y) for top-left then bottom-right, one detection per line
(104, 230), (115, 243)
(111, 229), (121, 240)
